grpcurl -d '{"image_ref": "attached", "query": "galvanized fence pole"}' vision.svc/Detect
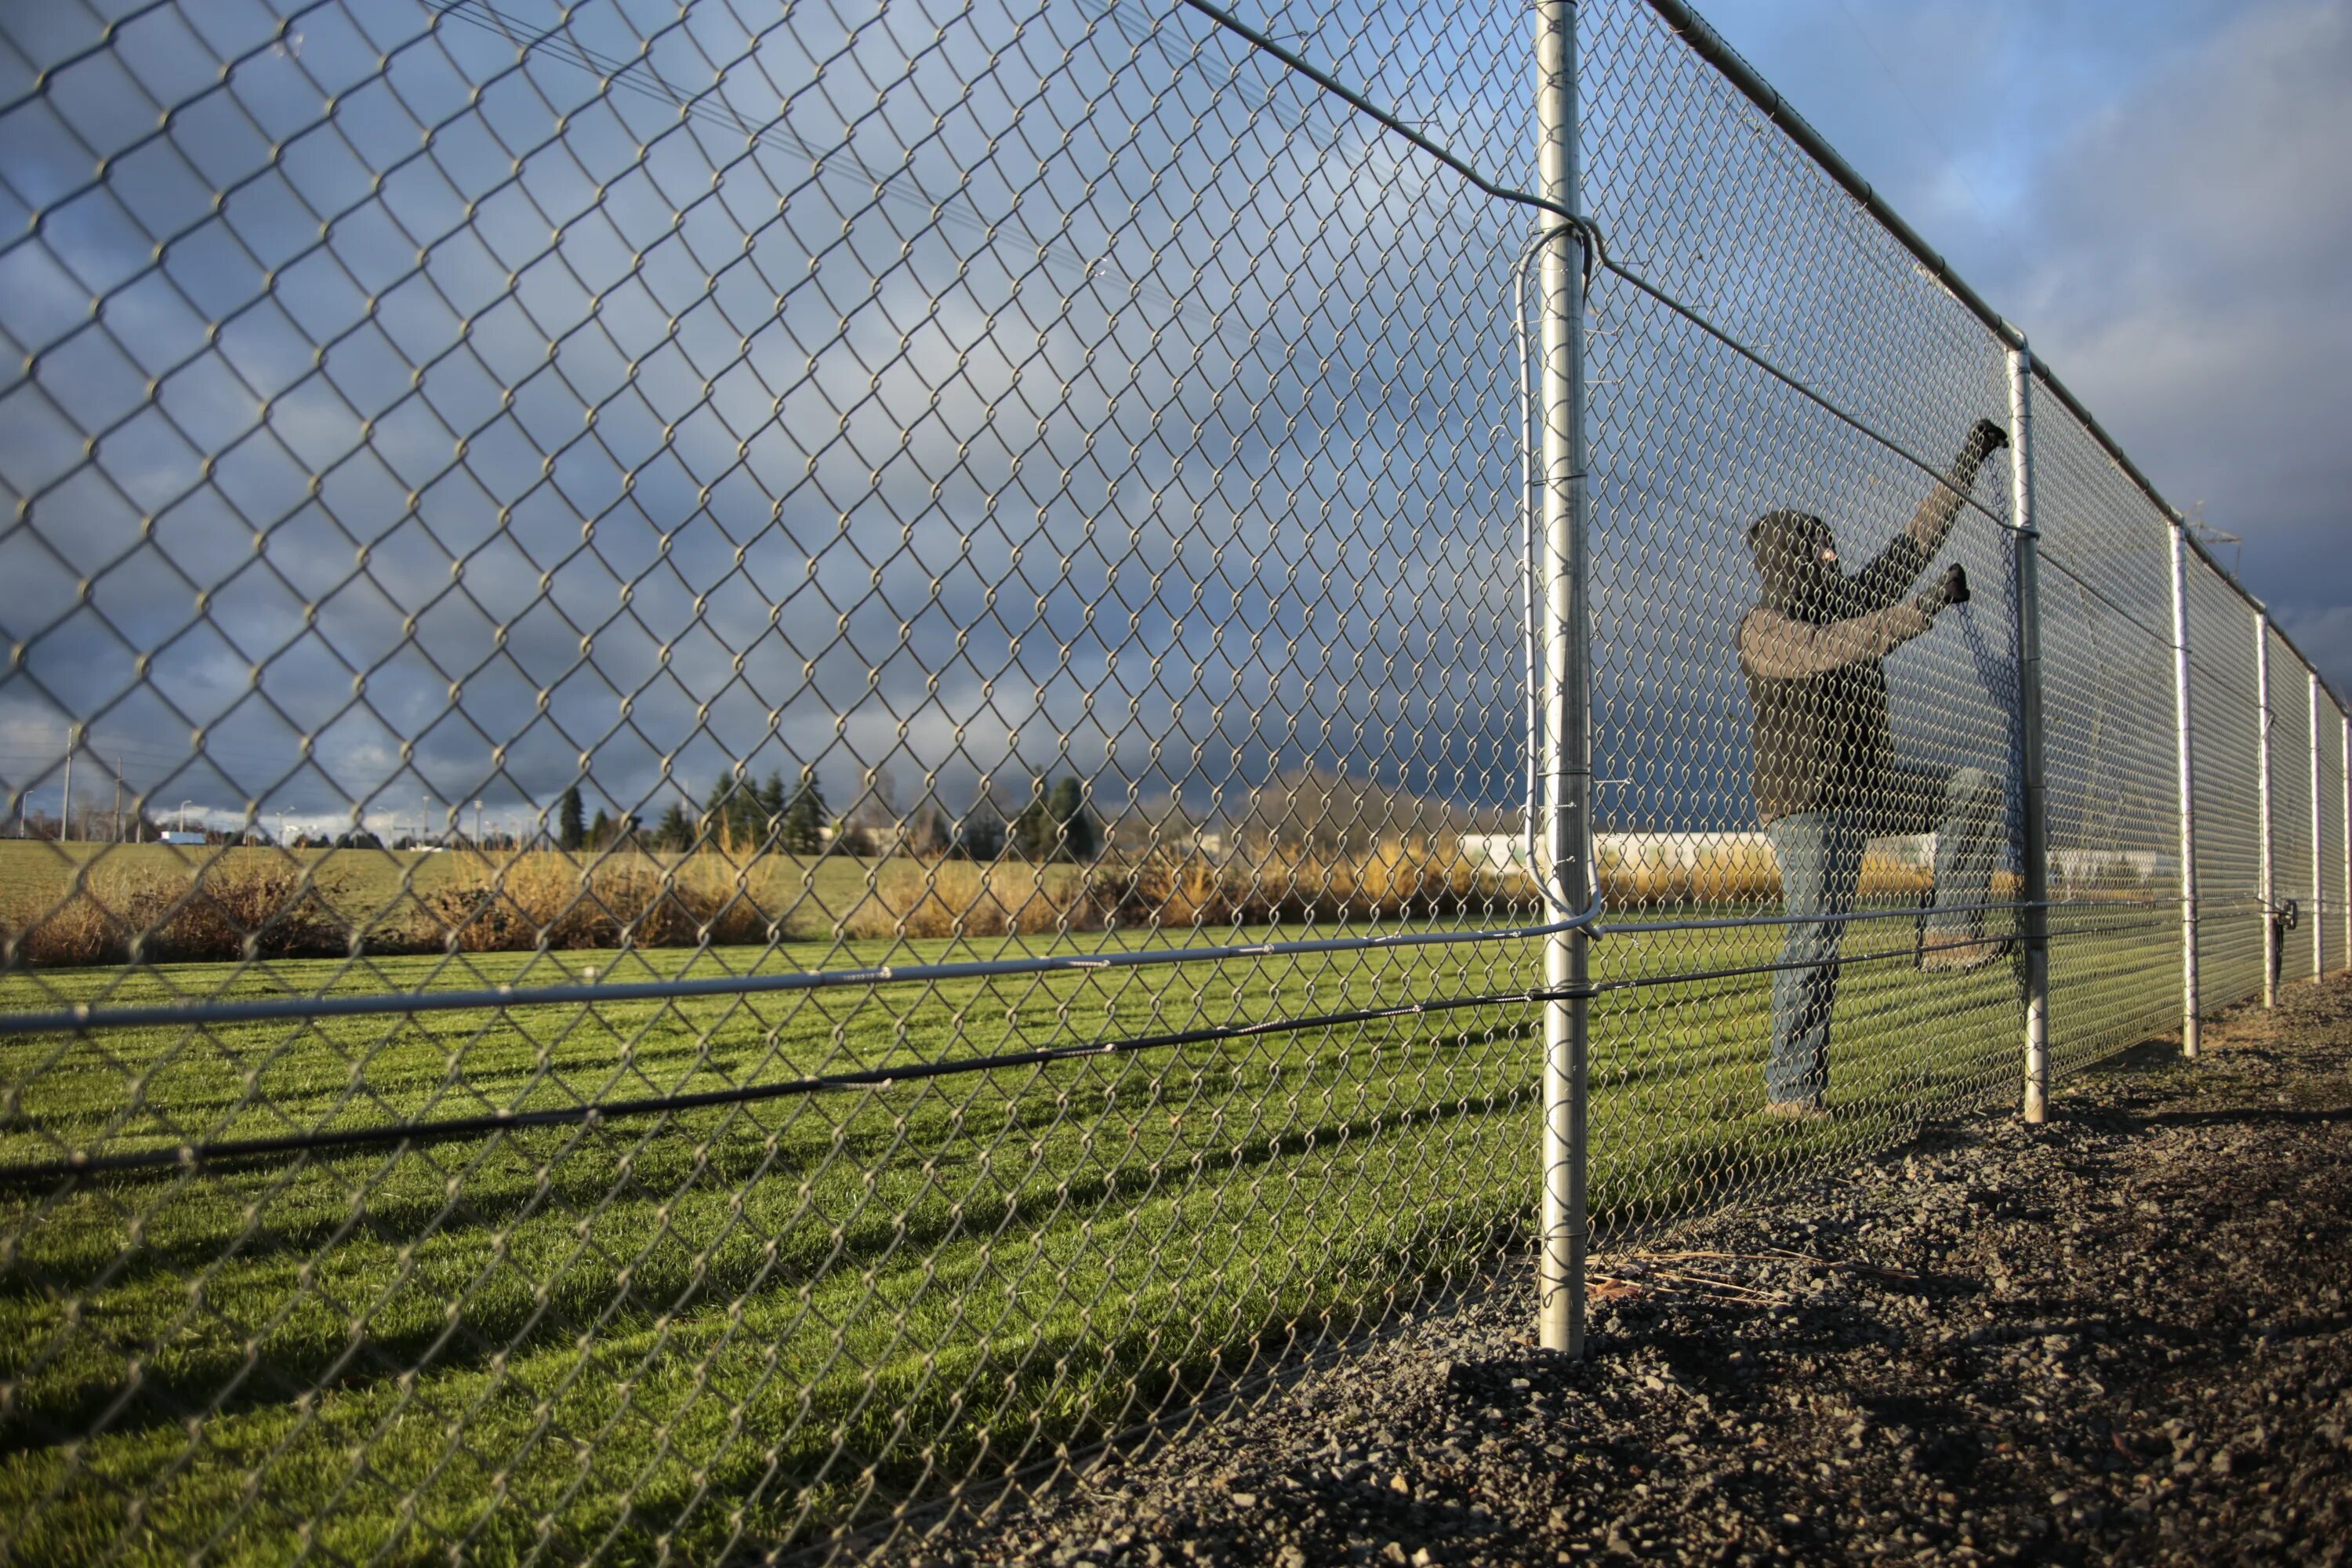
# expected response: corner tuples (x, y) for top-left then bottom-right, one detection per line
(2314, 670), (2326, 982)
(2010, 350), (2050, 1123)
(2257, 611), (2277, 1007)
(2169, 519), (2201, 1057)
(1534, 0), (1592, 1359)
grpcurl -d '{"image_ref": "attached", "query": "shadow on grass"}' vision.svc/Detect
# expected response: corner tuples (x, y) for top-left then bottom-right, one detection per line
(0, 1080), (1544, 1450)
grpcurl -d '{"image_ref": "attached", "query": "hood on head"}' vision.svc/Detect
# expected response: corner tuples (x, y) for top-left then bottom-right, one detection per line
(1748, 510), (1845, 622)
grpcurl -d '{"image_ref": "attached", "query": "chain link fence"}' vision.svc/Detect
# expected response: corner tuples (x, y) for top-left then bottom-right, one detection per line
(0, 0), (2342, 1561)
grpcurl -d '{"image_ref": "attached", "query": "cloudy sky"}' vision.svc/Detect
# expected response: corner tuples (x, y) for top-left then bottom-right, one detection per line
(1700, 0), (2352, 696)
(2, 0), (2343, 842)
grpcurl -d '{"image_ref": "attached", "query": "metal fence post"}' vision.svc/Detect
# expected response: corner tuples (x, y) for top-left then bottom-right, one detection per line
(2257, 611), (2276, 1008)
(2313, 670), (2325, 982)
(2010, 350), (2049, 1122)
(2169, 519), (2201, 1057)
(1534, 0), (1592, 1359)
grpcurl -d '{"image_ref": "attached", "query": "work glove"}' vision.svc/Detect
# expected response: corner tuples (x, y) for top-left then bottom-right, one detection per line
(1917, 561), (1970, 615)
(1962, 418), (2009, 464)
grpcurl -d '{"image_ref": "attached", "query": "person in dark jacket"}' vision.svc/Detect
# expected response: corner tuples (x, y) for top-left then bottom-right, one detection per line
(1738, 418), (2010, 1117)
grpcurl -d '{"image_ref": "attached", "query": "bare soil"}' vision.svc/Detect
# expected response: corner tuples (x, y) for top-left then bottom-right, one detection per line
(904, 977), (2352, 1567)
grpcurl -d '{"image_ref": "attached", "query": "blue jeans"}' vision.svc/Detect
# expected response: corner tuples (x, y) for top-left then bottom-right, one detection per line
(1762, 765), (2005, 1105)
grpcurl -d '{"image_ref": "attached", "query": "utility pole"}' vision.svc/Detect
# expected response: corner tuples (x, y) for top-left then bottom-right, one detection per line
(60, 730), (74, 844)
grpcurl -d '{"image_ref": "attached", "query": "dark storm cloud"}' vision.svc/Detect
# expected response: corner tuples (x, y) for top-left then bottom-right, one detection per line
(0, 0), (1542, 837)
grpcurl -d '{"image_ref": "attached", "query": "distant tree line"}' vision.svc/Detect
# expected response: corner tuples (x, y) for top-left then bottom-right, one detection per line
(534, 769), (1104, 863)
(555, 785), (645, 852)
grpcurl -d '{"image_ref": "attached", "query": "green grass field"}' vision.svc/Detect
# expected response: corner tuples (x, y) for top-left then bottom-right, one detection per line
(0, 908), (2183, 1566)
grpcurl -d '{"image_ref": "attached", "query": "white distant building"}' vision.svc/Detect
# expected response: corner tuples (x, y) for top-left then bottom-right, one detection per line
(2050, 848), (2166, 884)
(1599, 829), (1777, 868)
(1462, 829), (1784, 871)
(1461, 829), (1944, 872)
(159, 831), (206, 846)
(1458, 833), (1532, 873)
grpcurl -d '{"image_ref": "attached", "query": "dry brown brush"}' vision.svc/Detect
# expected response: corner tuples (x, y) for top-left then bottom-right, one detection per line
(416, 852), (775, 951)
(3, 855), (345, 966)
(1, 839), (2010, 968)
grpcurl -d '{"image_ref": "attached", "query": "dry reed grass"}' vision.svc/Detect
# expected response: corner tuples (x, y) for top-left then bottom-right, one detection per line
(1545, 837), (1946, 908)
(4, 857), (344, 966)
(1094, 840), (1486, 931)
(841, 860), (1099, 939)
(0, 840), (2023, 967)
(419, 852), (775, 951)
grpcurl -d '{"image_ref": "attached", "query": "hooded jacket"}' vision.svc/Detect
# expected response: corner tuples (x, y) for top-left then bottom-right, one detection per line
(1737, 510), (1940, 823)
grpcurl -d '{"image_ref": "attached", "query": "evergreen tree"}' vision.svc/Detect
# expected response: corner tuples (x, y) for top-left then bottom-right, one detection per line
(909, 804), (953, 858)
(589, 808), (611, 849)
(1009, 777), (1057, 861)
(700, 775), (742, 851)
(1049, 775), (1098, 861)
(654, 800), (691, 851)
(558, 784), (586, 851)
(780, 774), (828, 853)
(757, 771), (788, 848)
(955, 812), (1005, 861)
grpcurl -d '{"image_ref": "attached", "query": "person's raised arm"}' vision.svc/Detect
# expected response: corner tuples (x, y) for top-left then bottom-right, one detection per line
(1847, 420), (2007, 610)
(1740, 564), (1971, 680)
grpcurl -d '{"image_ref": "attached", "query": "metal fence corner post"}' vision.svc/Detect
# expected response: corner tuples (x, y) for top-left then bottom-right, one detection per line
(2257, 610), (2277, 1008)
(2009, 350), (2049, 1123)
(1535, 0), (1592, 1359)
(2168, 518), (2201, 1057)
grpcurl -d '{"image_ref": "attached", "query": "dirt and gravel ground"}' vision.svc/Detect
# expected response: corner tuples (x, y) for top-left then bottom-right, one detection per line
(906, 977), (2352, 1567)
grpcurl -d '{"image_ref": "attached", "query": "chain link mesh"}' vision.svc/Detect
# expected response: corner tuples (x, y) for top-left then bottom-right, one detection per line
(2185, 562), (2270, 1009)
(2270, 621), (2318, 986)
(2324, 699), (2350, 972)
(1581, 0), (2025, 1243)
(2026, 391), (2183, 1072)
(0, 0), (2343, 1561)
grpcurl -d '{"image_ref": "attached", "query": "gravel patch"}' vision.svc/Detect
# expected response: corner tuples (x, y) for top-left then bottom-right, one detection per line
(896, 977), (2352, 1567)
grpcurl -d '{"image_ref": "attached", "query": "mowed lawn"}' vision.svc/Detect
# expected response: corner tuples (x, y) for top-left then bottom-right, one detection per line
(0, 913), (2178, 1566)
